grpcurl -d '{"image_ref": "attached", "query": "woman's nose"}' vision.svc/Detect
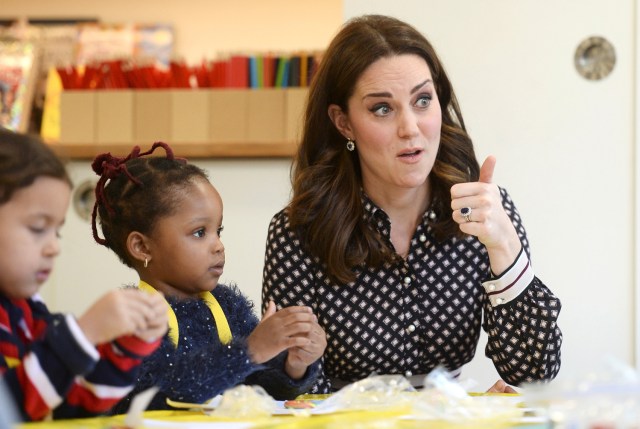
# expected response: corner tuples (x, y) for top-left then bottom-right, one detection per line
(397, 109), (420, 138)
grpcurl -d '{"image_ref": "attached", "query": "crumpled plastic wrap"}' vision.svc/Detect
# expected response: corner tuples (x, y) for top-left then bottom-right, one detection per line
(410, 367), (522, 424)
(167, 369), (521, 427)
(312, 369), (520, 427)
(320, 374), (416, 412)
(206, 384), (277, 418)
(524, 357), (640, 428)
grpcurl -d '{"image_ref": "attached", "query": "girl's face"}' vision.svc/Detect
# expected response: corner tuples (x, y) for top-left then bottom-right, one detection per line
(0, 177), (71, 300)
(330, 54), (442, 197)
(144, 179), (225, 299)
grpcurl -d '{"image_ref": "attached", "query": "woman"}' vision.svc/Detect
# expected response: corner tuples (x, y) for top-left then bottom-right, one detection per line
(262, 14), (562, 393)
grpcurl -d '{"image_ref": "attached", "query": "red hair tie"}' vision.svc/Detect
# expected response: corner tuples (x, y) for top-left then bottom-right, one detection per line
(91, 142), (184, 245)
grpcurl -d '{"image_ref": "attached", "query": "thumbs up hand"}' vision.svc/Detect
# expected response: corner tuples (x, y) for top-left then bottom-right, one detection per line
(450, 156), (522, 275)
(478, 155), (496, 184)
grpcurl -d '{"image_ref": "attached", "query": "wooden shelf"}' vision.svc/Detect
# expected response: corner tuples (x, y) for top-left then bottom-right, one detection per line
(48, 141), (298, 160)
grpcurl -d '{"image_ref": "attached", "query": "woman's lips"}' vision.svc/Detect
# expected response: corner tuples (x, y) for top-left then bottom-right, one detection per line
(398, 148), (424, 162)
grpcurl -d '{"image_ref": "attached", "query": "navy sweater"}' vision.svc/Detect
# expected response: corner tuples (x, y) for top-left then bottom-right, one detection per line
(110, 284), (320, 414)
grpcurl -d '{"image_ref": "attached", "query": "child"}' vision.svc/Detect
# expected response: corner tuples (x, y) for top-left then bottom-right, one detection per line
(0, 129), (168, 421)
(91, 142), (326, 413)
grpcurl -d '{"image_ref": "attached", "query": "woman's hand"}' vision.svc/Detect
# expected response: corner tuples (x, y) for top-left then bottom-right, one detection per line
(284, 318), (327, 379)
(450, 156), (522, 275)
(486, 379), (518, 393)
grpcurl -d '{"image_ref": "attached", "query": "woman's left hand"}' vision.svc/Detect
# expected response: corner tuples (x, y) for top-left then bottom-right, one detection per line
(284, 320), (327, 380)
(450, 156), (522, 274)
(486, 379), (518, 394)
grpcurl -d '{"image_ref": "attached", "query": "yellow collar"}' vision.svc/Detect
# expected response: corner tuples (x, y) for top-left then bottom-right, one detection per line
(138, 280), (232, 347)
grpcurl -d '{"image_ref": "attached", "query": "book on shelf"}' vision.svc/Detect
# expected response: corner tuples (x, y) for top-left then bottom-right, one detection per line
(288, 55), (301, 87)
(275, 57), (289, 88)
(262, 54), (276, 88)
(228, 55), (248, 88)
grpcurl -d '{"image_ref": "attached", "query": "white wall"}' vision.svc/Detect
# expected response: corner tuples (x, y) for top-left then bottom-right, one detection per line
(1, 0), (342, 63)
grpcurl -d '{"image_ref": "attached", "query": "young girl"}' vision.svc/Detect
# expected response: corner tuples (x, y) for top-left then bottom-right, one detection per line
(0, 129), (168, 421)
(91, 142), (326, 413)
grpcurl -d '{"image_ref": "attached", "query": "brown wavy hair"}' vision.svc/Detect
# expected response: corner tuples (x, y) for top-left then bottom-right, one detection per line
(289, 14), (480, 284)
(0, 129), (71, 205)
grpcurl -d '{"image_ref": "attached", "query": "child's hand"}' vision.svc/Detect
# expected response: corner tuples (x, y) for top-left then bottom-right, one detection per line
(284, 320), (327, 379)
(133, 292), (169, 342)
(246, 301), (317, 365)
(77, 289), (168, 345)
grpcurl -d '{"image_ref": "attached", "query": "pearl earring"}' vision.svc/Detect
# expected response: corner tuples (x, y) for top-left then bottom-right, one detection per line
(144, 258), (148, 268)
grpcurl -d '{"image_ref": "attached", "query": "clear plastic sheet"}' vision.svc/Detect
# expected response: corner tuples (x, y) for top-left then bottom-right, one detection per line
(159, 369), (523, 427)
(524, 357), (640, 428)
(319, 374), (416, 412)
(206, 384), (277, 418)
(410, 368), (522, 424)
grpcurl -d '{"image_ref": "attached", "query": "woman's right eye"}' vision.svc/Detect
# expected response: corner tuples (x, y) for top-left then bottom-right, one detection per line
(193, 228), (206, 238)
(371, 103), (391, 116)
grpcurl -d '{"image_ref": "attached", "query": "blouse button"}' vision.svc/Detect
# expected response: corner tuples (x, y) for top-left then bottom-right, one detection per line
(403, 277), (411, 285)
(496, 297), (504, 305)
(407, 324), (416, 333)
(419, 234), (427, 242)
(487, 283), (496, 291)
(405, 370), (413, 377)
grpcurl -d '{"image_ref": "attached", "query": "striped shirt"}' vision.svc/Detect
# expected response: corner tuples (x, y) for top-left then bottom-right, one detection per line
(0, 295), (161, 421)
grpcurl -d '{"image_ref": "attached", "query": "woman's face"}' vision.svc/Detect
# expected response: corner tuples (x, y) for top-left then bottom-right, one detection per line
(330, 54), (442, 196)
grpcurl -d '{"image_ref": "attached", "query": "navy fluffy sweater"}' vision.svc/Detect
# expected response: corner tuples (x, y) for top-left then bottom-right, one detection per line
(110, 284), (320, 414)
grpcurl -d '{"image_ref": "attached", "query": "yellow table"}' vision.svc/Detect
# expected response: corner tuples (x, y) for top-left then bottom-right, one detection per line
(18, 408), (543, 429)
(18, 393), (544, 429)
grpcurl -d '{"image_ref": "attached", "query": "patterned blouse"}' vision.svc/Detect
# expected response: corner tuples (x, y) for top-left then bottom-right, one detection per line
(262, 188), (562, 393)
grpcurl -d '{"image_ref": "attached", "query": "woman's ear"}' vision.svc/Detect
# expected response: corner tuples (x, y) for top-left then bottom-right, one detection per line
(328, 104), (353, 140)
(127, 231), (151, 267)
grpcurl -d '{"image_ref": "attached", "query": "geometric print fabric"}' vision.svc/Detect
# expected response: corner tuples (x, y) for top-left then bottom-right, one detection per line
(262, 188), (562, 393)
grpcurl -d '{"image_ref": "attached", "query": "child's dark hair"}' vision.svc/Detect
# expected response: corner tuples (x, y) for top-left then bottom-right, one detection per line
(91, 142), (209, 268)
(0, 128), (71, 205)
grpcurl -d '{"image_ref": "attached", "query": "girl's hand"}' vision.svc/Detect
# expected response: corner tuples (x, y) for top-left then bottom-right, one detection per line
(246, 301), (318, 364)
(450, 156), (522, 275)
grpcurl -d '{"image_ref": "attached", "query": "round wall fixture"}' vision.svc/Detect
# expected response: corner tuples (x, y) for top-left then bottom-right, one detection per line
(72, 179), (97, 222)
(574, 36), (616, 81)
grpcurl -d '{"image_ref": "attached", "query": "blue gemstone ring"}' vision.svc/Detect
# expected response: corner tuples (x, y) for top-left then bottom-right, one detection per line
(460, 207), (472, 223)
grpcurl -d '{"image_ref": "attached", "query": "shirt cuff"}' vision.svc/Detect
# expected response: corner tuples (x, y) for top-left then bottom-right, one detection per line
(45, 314), (99, 376)
(482, 248), (534, 307)
(114, 334), (162, 358)
(65, 314), (100, 361)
